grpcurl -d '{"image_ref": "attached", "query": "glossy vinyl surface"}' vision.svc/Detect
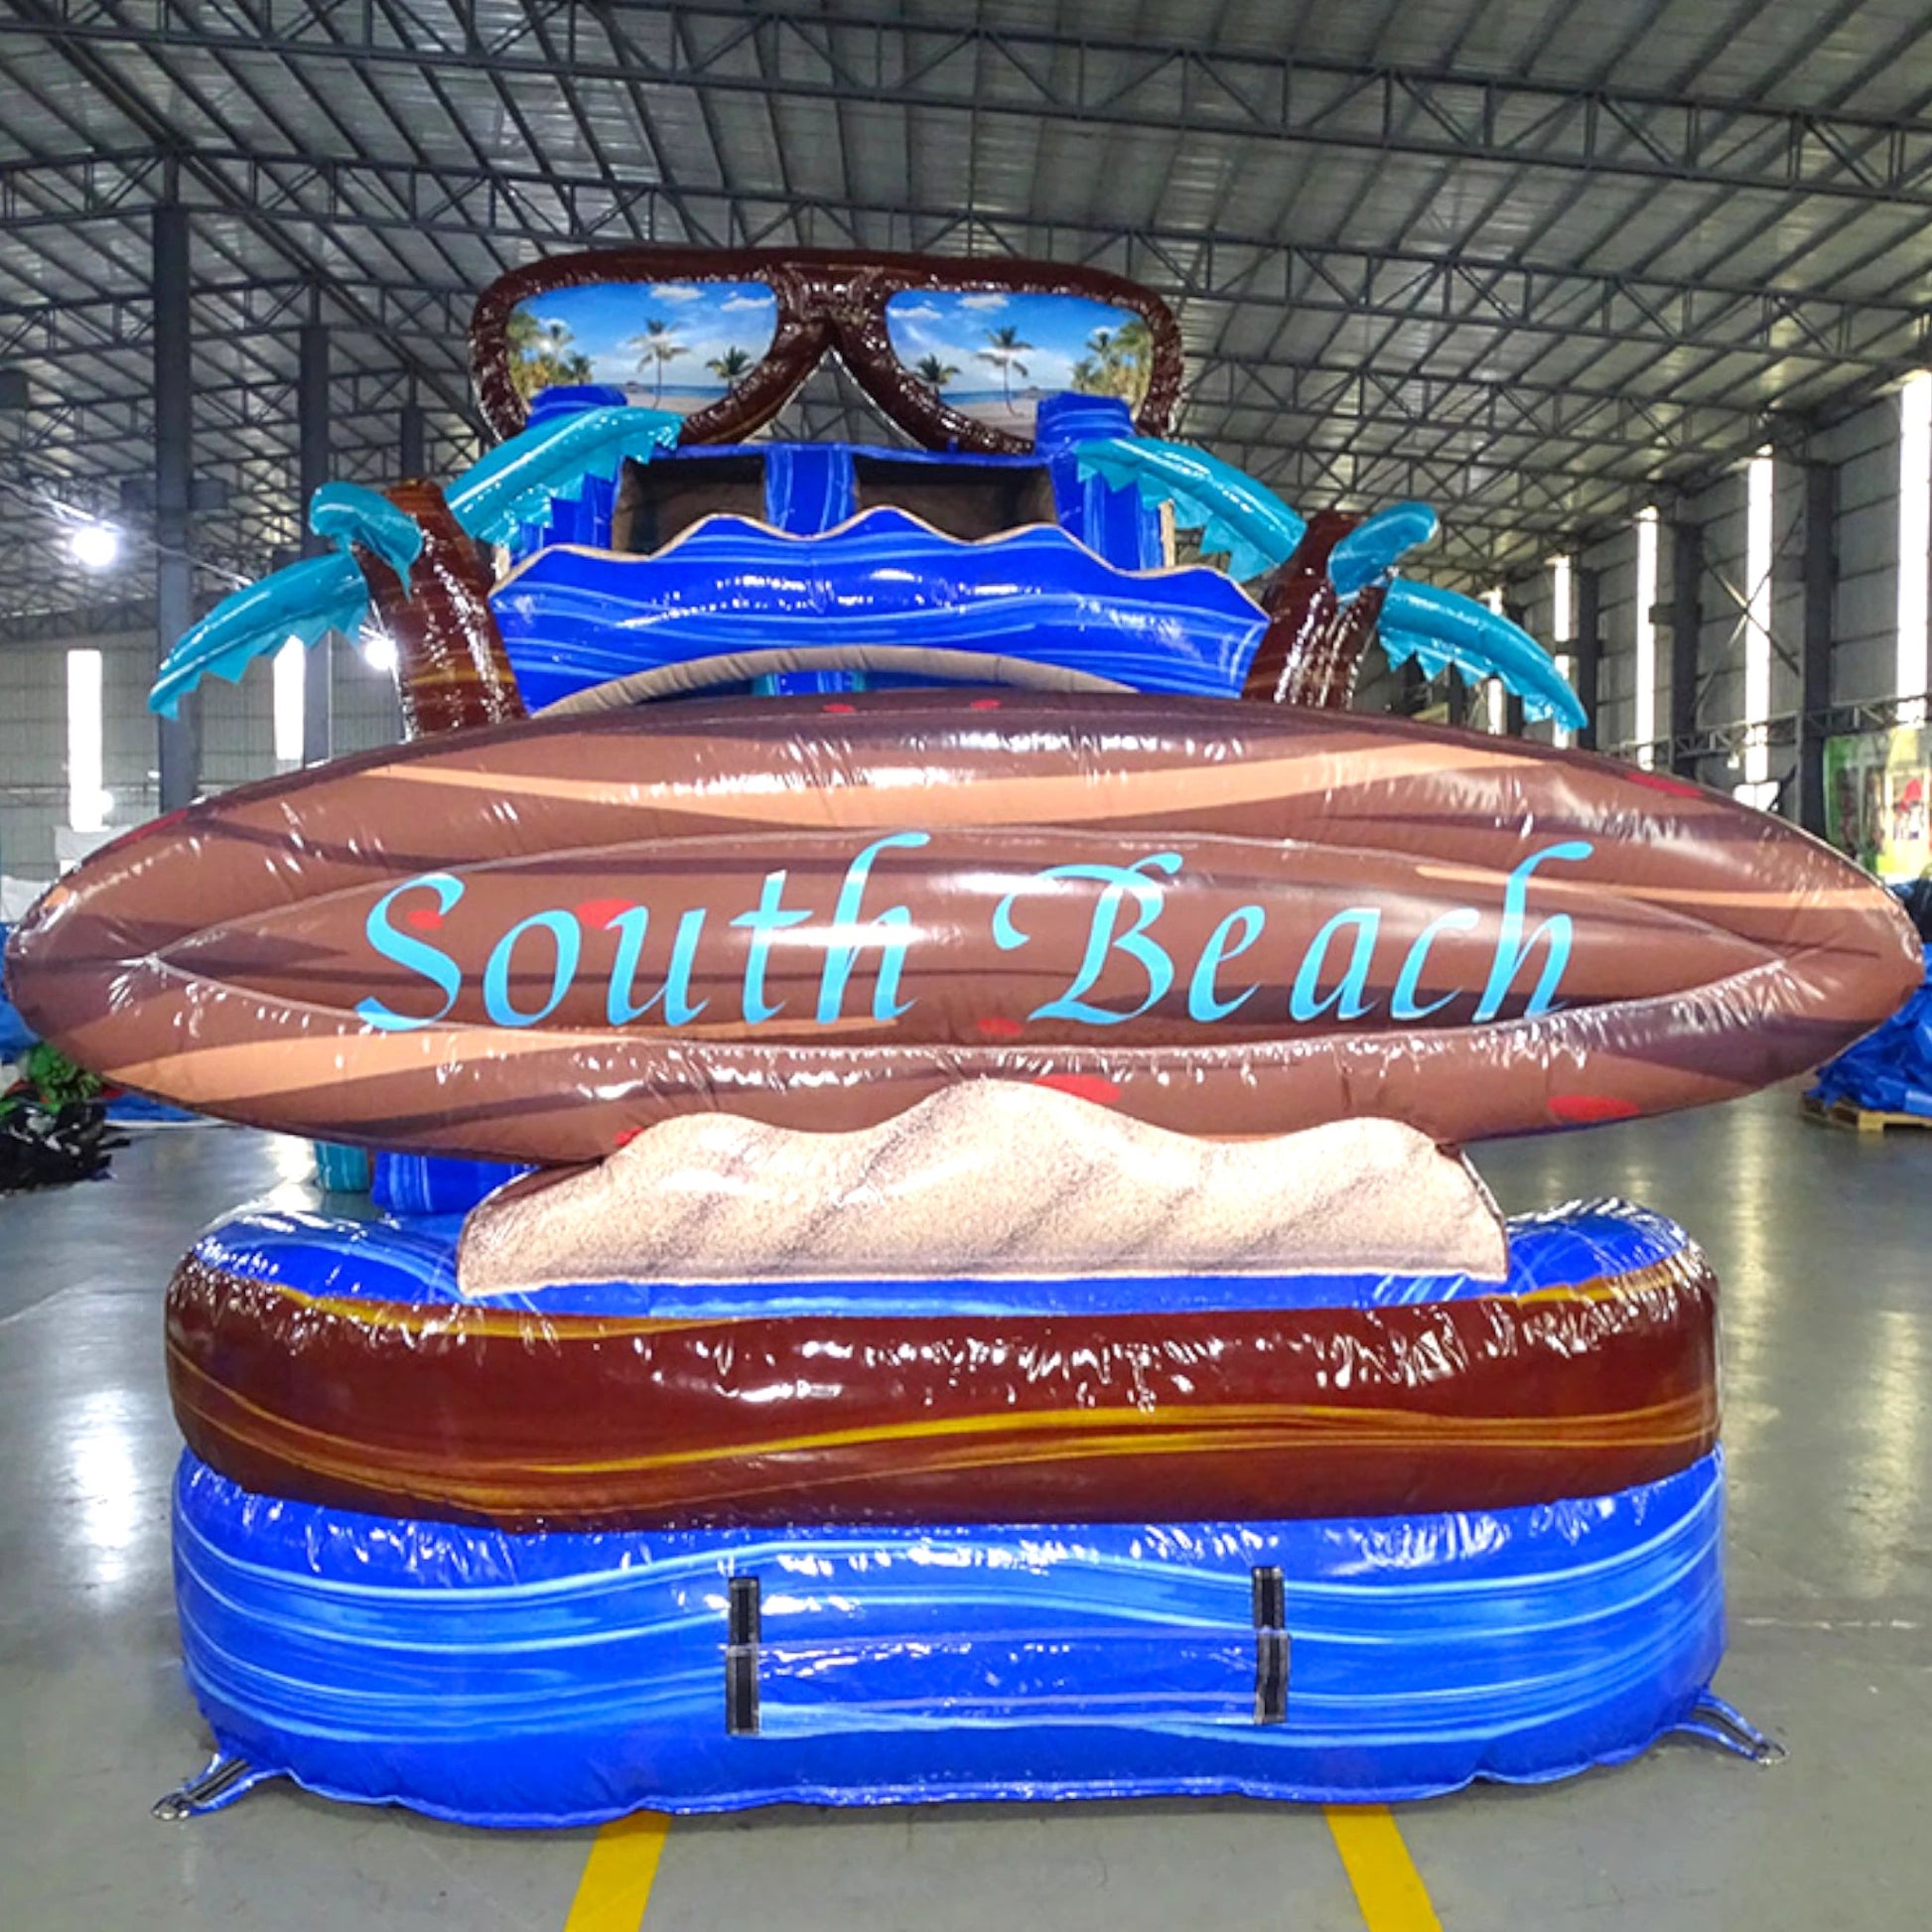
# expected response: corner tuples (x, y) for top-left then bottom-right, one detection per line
(370, 1150), (527, 1216)
(165, 1199), (1718, 1532)
(499, 396), (1162, 572)
(491, 508), (1261, 711)
(7, 690), (1917, 1164)
(173, 1450), (1725, 1824)
(175, 1190), (1696, 1318)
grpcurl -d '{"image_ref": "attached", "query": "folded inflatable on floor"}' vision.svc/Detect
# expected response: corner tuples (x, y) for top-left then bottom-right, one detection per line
(1810, 884), (1932, 1119)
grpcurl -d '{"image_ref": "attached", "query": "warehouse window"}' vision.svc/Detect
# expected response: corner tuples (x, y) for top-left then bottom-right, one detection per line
(1899, 370), (1931, 725)
(1550, 554), (1575, 749)
(1482, 587), (1506, 731)
(66, 647), (107, 832)
(1634, 508), (1659, 767)
(1739, 448), (1776, 805)
(273, 635), (304, 764)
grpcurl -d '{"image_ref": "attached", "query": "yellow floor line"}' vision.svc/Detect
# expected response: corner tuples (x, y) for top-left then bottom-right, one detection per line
(1324, 1805), (1444, 1931)
(564, 1812), (670, 1932)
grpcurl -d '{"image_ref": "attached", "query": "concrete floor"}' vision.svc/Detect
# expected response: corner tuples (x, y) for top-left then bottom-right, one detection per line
(2, 1091), (1929, 1930)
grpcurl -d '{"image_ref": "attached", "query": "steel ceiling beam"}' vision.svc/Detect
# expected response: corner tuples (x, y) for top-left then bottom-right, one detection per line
(4, 0), (478, 431)
(16, 4), (1932, 208)
(0, 141), (1850, 544)
(0, 143), (1890, 568)
(1, 365), (469, 447)
(0, 595), (156, 646)
(0, 150), (1845, 547)
(1240, 439), (1605, 527)
(7, 393), (1557, 587)
(1183, 355), (1762, 458)
(0, 142), (1922, 376)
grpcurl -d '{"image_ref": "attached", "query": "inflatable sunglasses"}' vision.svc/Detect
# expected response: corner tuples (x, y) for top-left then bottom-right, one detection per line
(471, 246), (1185, 451)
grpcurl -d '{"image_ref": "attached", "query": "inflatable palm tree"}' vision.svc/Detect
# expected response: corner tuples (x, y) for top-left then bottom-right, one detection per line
(151, 408), (680, 738)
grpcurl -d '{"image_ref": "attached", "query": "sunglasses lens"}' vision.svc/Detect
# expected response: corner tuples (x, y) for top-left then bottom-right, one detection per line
(886, 290), (1157, 435)
(505, 281), (780, 415)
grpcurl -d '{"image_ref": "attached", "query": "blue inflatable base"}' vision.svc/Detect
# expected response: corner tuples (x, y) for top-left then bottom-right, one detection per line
(175, 1450), (1725, 1825)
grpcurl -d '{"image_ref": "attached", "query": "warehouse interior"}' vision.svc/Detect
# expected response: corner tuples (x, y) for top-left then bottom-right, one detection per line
(3, 6), (1931, 1930)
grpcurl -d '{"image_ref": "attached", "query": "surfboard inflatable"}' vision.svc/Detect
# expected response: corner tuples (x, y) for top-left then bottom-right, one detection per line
(7, 690), (1916, 1163)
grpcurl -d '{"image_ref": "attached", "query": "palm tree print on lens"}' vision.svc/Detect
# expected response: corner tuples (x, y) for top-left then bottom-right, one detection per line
(629, 319), (687, 407)
(705, 345), (755, 389)
(1071, 319), (1154, 406)
(505, 310), (595, 400)
(914, 353), (961, 391)
(978, 325), (1035, 416)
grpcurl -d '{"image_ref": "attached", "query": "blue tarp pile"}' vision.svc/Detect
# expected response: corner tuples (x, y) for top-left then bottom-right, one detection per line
(1810, 882), (1932, 1119)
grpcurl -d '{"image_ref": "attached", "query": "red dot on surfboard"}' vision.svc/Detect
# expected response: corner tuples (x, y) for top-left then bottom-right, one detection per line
(615, 1127), (643, 1148)
(1550, 1093), (1642, 1124)
(1621, 770), (1705, 800)
(405, 907), (444, 930)
(977, 1016), (1026, 1039)
(822, 702), (857, 714)
(576, 898), (636, 926)
(968, 698), (1003, 710)
(1035, 1073), (1123, 1106)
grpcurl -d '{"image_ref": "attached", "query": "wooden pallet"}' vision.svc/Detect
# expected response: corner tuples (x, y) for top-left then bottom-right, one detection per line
(1801, 1089), (1932, 1134)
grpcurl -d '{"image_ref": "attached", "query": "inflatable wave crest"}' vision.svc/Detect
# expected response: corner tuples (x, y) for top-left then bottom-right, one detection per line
(7, 244), (1921, 1823)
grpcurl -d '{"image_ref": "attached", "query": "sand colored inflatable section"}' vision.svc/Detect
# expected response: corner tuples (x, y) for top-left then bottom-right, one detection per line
(455, 1086), (1509, 1296)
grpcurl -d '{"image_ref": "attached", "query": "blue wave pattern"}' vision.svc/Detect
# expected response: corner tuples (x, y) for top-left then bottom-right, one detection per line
(489, 507), (1269, 712)
(174, 1450), (1724, 1823)
(369, 1152), (528, 1217)
(188, 1196), (1694, 1322)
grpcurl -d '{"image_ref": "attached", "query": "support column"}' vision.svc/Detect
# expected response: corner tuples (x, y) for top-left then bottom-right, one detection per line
(153, 203), (199, 811)
(1502, 598), (1526, 736)
(398, 395), (426, 480)
(1796, 460), (1836, 837)
(1575, 565), (1602, 751)
(1444, 670), (1468, 728)
(299, 319), (333, 765)
(1669, 520), (1704, 780)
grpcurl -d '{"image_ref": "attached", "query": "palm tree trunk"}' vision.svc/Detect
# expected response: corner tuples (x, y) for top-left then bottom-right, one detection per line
(354, 480), (527, 738)
(1242, 509), (1384, 712)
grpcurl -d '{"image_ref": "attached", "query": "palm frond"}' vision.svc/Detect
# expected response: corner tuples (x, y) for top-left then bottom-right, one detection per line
(444, 406), (682, 545)
(309, 483), (424, 579)
(1379, 580), (1587, 731)
(1327, 502), (1439, 595)
(1072, 438), (1307, 581)
(150, 553), (367, 719)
